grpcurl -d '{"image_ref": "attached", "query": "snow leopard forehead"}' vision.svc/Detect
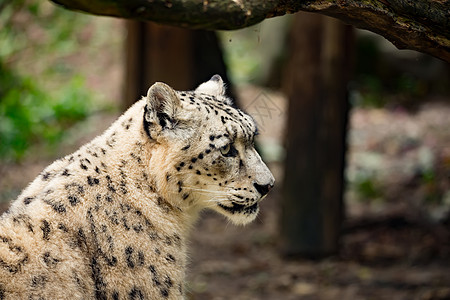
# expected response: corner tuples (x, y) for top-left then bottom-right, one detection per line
(176, 89), (258, 144)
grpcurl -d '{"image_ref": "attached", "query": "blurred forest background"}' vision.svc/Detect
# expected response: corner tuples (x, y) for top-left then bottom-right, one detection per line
(1, 1), (449, 299)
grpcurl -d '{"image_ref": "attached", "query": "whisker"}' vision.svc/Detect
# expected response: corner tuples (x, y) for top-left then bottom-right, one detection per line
(204, 198), (228, 203)
(182, 186), (228, 194)
(184, 188), (233, 197)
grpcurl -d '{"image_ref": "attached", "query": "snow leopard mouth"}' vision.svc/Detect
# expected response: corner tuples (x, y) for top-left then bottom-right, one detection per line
(217, 202), (259, 215)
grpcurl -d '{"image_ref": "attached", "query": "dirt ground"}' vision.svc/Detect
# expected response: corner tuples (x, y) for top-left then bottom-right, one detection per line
(187, 192), (450, 300)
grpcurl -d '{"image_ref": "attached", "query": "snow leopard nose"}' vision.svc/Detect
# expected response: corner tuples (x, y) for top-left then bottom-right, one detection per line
(253, 182), (273, 197)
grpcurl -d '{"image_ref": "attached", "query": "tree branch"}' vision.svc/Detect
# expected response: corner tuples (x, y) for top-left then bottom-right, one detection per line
(50, 0), (450, 61)
(296, 1), (450, 62)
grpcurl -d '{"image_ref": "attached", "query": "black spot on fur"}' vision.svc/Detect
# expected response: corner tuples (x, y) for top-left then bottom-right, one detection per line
(31, 275), (47, 288)
(0, 235), (28, 273)
(58, 223), (68, 232)
(23, 196), (34, 205)
(65, 182), (85, 194)
(191, 157), (197, 163)
(106, 175), (116, 193)
(67, 195), (79, 206)
(41, 220), (50, 240)
(138, 251), (145, 266)
(133, 224), (143, 233)
(125, 246), (135, 268)
(181, 144), (190, 151)
(44, 199), (67, 213)
(130, 152), (142, 164)
(42, 172), (51, 180)
(106, 132), (117, 148)
(149, 265), (171, 298)
(165, 276), (173, 288)
(198, 153), (204, 159)
(87, 176), (100, 186)
(149, 232), (159, 241)
(122, 218), (131, 231)
(149, 265), (158, 282)
(129, 287), (144, 300)
(120, 181), (127, 194)
(161, 289), (169, 298)
(90, 257), (107, 300)
(166, 254), (176, 263)
(62, 169), (71, 176)
(77, 228), (87, 248)
(112, 291), (119, 300)
(42, 252), (59, 268)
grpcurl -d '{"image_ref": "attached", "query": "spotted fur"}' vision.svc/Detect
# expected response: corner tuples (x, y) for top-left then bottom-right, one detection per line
(0, 75), (274, 299)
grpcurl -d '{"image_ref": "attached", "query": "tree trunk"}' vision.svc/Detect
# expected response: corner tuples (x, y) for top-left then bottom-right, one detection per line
(280, 13), (353, 257)
(123, 22), (234, 109)
(51, 0), (450, 62)
(124, 21), (194, 109)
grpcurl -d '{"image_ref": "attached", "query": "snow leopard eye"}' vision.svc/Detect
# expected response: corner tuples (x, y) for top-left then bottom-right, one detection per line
(220, 143), (238, 157)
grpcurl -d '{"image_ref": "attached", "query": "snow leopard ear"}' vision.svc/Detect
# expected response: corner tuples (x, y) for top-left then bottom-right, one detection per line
(195, 74), (226, 97)
(144, 82), (181, 134)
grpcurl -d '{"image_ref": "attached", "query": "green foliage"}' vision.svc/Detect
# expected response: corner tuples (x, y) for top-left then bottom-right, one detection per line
(354, 177), (381, 201)
(0, 63), (92, 160)
(0, 1), (97, 161)
(0, 1), (90, 58)
(420, 169), (443, 204)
